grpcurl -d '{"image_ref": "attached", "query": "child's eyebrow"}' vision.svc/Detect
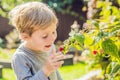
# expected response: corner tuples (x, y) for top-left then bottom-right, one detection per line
(42, 32), (49, 36)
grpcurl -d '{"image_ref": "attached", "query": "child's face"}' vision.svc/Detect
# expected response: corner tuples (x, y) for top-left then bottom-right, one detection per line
(26, 23), (57, 52)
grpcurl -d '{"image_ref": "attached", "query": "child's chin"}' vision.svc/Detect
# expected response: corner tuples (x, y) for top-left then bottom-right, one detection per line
(44, 47), (51, 51)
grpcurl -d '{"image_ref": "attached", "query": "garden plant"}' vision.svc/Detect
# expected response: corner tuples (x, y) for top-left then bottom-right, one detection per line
(62, 0), (120, 80)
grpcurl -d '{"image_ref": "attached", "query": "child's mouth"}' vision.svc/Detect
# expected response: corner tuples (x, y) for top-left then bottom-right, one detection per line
(45, 45), (51, 48)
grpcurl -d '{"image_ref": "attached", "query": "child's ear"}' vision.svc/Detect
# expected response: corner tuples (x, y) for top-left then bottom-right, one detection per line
(19, 33), (30, 41)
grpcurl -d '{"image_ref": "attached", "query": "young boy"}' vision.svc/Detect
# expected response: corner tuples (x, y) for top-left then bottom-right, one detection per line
(9, 2), (64, 80)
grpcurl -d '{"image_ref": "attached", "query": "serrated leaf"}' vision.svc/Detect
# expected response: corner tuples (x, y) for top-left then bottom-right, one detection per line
(73, 44), (82, 50)
(111, 26), (120, 33)
(74, 33), (85, 46)
(111, 64), (120, 74)
(92, 21), (99, 29)
(90, 31), (108, 45)
(106, 63), (112, 74)
(102, 39), (119, 58)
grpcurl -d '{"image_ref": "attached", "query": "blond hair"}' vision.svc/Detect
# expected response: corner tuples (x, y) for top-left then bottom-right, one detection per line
(9, 2), (58, 36)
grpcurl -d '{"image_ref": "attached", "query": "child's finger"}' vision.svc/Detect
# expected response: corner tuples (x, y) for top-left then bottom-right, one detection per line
(56, 54), (65, 61)
(49, 47), (56, 59)
(54, 61), (64, 68)
(51, 47), (56, 55)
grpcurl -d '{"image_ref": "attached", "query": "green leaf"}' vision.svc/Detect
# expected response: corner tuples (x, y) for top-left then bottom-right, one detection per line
(90, 31), (108, 46)
(84, 33), (93, 46)
(96, 1), (104, 8)
(102, 39), (119, 58)
(106, 62), (120, 79)
(118, 0), (120, 6)
(74, 33), (85, 46)
(73, 44), (82, 50)
(111, 64), (120, 74)
(106, 63), (112, 74)
(110, 26), (120, 33)
(91, 36), (100, 46)
(111, 6), (119, 15)
(91, 21), (99, 29)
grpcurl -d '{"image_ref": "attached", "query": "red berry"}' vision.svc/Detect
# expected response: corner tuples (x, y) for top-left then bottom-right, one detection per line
(59, 47), (64, 52)
(93, 50), (97, 55)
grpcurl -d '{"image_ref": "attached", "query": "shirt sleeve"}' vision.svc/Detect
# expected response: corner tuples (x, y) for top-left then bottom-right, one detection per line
(12, 52), (48, 80)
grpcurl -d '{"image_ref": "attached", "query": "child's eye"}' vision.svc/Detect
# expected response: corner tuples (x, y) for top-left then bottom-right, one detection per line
(52, 31), (56, 34)
(52, 32), (55, 34)
(42, 35), (48, 39)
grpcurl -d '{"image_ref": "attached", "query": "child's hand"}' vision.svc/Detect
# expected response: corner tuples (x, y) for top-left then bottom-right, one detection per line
(42, 48), (64, 77)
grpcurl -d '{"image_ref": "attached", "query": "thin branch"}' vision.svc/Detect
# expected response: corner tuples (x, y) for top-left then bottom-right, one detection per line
(0, 5), (8, 12)
(0, 0), (8, 12)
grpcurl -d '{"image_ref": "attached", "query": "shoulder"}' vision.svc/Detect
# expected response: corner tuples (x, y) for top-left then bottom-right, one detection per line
(12, 48), (29, 64)
(11, 49), (32, 70)
(13, 48), (26, 58)
(12, 43), (30, 61)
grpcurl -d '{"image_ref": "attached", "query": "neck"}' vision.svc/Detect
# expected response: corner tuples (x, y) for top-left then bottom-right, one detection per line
(24, 42), (41, 52)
